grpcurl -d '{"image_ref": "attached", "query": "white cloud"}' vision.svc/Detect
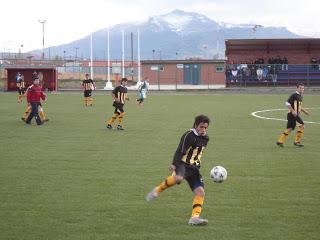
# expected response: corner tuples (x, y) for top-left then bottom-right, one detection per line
(1, 0), (319, 52)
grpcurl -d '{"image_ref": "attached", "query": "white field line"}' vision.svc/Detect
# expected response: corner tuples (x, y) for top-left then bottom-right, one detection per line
(251, 107), (320, 124)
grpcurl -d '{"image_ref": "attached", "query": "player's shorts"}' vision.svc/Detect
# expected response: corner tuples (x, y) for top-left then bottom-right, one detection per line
(139, 92), (146, 99)
(18, 88), (25, 95)
(287, 112), (304, 130)
(113, 101), (124, 114)
(173, 161), (204, 191)
(84, 90), (92, 97)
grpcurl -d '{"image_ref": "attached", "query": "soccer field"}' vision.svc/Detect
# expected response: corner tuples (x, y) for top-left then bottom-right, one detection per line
(0, 91), (319, 240)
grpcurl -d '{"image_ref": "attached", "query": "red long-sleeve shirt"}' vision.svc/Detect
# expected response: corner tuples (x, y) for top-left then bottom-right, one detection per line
(26, 85), (46, 103)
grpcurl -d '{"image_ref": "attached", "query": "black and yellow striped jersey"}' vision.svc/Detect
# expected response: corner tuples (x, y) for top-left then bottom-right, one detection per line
(82, 79), (95, 90)
(287, 91), (303, 114)
(16, 81), (25, 89)
(172, 129), (209, 167)
(113, 85), (128, 104)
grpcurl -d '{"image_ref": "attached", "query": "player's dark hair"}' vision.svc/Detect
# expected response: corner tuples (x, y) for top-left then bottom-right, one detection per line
(296, 82), (304, 88)
(121, 77), (128, 83)
(193, 115), (210, 128)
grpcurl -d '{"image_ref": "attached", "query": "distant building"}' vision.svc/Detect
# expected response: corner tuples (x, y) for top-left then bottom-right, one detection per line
(141, 59), (226, 88)
(225, 38), (320, 64)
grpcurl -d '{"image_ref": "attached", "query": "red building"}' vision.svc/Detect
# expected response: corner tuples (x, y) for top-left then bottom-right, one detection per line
(141, 60), (226, 88)
(225, 38), (320, 64)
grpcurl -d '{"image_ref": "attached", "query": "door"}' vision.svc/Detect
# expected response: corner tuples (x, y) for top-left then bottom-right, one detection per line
(184, 64), (200, 85)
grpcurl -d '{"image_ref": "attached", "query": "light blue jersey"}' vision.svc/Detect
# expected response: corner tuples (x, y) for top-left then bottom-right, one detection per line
(138, 81), (149, 99)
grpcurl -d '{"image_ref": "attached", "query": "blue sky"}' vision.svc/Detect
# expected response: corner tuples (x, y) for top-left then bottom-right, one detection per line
(1, 0), (319, 52)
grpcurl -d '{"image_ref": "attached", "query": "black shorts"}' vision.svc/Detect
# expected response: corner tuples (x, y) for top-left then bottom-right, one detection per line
(173, 161), (204, 191)
(113, 102), (124, 114)
(84, 90), (92, 97)
(287, 112), (304, 130)
(18, 88), (25, 95)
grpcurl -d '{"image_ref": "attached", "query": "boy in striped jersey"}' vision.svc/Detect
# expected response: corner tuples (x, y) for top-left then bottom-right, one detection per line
(277, 83), (310, 147)
(16, 72), (25, 103)
(106, 78), (129, 130)
(82, 73), (96, 106)
(146, 115), (211, 226)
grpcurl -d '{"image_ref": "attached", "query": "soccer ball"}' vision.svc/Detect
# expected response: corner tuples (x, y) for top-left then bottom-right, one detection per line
(210, 166), (227, 183)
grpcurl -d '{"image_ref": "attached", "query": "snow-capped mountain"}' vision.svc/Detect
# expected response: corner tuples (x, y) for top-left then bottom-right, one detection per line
(148, 9), (221, 33)
(33, 9), (301, 60)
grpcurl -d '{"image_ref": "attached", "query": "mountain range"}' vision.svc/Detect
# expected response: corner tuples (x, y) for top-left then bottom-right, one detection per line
(33, 9), (302, 60)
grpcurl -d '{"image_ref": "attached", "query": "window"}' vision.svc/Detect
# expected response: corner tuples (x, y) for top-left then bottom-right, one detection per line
(216, 66), (224, 72)
(150, 65), (164, 71)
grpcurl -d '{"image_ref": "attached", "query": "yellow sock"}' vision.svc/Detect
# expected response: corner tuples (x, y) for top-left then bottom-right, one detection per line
(156, 175), (176, 193)
(88, 97), (93, 105)
(39, 110), (46, 121)
(117, 112), (126, 125)
(191, 196), (204, 218)
(107, 113), (119, 125)
(18, 95), (22, 102)
(278, 129), (290, 144)
(23, 106), (31, 119)
(294, 126), (304, 143)
(84, 97), (88, 106)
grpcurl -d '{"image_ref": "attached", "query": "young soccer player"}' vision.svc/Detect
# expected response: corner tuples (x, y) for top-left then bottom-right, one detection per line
(21, 80), (48, 122)
(136, 77), (149, 106)
(276, 83), (310, 147)
(16, 72), (25, 103)
(82, 73), (96, 106)
(25, 78), (47, 125)
(146, 115), (211, 226)
(106, 78), (129, 130)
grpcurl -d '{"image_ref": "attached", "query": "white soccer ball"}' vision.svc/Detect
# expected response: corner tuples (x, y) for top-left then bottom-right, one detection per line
(210, 166), (227, 183)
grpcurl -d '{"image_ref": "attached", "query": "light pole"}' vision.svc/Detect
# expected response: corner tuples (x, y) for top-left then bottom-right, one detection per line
(75, 47), (79, 61)
(203, 44), (208, 59)
(39, 19), (46, 59)
(63, 50), (66, 68)
(19, 44), (23, 58)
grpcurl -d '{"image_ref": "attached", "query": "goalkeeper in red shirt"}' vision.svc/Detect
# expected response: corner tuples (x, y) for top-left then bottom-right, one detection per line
(25, 78), (47, 125)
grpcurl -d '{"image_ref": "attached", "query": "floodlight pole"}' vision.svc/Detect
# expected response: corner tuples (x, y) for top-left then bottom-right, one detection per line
(39, 20), (46, 59)
(137, 29), (141, 84)
(121, 30), (125, 78)
(104, 30), (113, 90)
(90, 33), (93, 79)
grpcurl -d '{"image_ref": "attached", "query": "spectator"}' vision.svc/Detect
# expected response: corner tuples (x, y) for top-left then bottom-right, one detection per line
(231, 67), (238, 83)
(283, 57), (288, 70)
(311, 57), (318, 70)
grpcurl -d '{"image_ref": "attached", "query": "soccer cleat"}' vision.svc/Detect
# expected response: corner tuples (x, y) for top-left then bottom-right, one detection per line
(145, 187), (159, 201)
(294, 142), (304, 147)
(117, 125), (124, 130)
(106, 124), (112, 129)
(188, 217), (208, 226)
(43, 119), (49, 122)
(21, 117), (26, 122)
(276, 142), (284, 147)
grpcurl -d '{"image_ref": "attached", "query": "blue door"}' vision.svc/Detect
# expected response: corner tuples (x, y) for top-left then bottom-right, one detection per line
(184, 64), (200, 85)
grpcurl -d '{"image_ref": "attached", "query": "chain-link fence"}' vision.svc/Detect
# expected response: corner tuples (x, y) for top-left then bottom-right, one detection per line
(2, 59), (320, 91)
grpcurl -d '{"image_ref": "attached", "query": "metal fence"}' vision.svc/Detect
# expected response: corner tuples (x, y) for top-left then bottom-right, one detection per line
(2, 59), (320, 91)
